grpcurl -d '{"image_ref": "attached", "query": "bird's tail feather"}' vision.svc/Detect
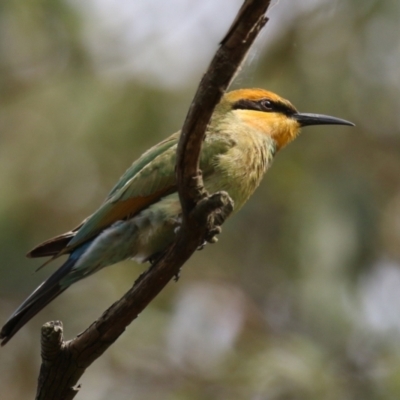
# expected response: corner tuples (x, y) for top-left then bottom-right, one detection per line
(0, 256), (78, 346)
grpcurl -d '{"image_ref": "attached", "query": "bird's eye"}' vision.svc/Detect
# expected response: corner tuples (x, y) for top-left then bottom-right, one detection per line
(261, 100), (274, 111)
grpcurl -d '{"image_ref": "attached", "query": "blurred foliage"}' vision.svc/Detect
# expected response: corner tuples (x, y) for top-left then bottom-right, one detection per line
(1, 0), (400, 399)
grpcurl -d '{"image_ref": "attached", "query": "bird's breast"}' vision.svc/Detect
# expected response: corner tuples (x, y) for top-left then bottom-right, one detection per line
(204, 131), (275, 212)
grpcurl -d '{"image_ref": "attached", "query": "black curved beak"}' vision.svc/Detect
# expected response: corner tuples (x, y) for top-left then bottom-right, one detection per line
(293, 113), (355, 128)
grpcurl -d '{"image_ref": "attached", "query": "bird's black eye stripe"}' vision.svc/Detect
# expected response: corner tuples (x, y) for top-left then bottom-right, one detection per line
(233, 98), (295, 115)
(232, 99), (265, 112)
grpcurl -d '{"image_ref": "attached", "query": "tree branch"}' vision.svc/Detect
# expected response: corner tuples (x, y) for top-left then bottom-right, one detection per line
(35, 1), (272, 399)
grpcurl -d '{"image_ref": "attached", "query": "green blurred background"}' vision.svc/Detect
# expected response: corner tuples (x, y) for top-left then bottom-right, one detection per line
(1, 0), (400, 399)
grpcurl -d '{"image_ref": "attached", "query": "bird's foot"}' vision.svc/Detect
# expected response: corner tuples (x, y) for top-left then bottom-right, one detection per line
(191, 191), (233, 249)
(197, 225), (221, 251)
(204, 225), (221, 244)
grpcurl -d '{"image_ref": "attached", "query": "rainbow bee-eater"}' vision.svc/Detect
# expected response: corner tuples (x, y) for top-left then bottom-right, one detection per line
(0, 89), (354, 345)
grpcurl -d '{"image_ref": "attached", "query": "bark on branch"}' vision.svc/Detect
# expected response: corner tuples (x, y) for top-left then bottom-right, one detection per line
(35, 1), (272, 399)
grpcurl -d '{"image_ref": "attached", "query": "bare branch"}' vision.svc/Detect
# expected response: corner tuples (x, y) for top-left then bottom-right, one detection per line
(35, 1), (272, 398)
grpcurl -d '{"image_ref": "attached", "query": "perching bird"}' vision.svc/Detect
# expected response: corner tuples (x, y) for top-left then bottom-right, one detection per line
(0, 89), (354, 345)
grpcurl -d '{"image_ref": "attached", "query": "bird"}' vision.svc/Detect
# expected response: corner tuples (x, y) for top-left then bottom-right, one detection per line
(0, 88), (354, 345)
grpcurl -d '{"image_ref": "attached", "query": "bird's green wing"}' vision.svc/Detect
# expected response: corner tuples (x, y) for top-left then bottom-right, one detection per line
(66, 133), (181, 250)
(28, 131), (234, 258)
(105, 133), (180, 200)
(65, 132), (233, 252)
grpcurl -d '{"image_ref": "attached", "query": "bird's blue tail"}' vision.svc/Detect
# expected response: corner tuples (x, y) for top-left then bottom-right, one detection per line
(0, 244), (89, 346)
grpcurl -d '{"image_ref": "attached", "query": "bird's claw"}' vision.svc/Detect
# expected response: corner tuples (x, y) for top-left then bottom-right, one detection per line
(204, 225), (221, 245)
(196, 227), (220, 252)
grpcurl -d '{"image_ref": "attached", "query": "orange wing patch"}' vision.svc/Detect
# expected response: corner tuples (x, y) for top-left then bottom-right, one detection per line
(62, 185), (176, 253)
(29, 186), (176, 260)
(98, 188), (174, 229)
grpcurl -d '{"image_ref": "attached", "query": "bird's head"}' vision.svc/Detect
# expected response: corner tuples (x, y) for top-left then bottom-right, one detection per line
(218, 88), (354, 151)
